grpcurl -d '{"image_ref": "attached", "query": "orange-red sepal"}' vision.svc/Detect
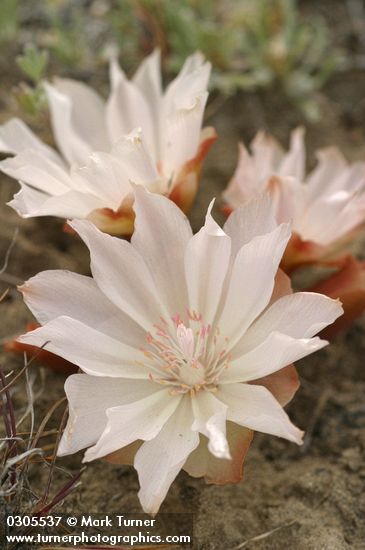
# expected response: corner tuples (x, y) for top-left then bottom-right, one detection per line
(308, 255), (365, 339)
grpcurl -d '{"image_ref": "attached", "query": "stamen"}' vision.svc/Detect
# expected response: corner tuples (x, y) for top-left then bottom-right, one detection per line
(141, 310), (231, 394)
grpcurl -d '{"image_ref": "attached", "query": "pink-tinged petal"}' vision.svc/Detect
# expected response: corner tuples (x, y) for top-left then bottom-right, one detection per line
(251, 130), (284, 181)
(306, 147), (347, 199)
(184, 202), (231, 325)
(278, 127), (305, 181)
(266, 175), (304, 225)
(221, 332), (327, 384)
(218, 224), (291, 349)
(8, 184), (104, 219)
(58, 374), (156, 456)
(223, 142), (262, 209)
(134, 396), (199, 514)
(169, 126), (217, 214)
(184, 422), (253, 484)
(192, 391), (230, 459)
(0, 118), (63, 164)
(44, 82), (93, 166)
(219, 383), (303, 444)
(19, 270), (144, 346)
(17, 316), (149, 379)
(0, 149), (72, 195)
(240, 292), (343, 352)
(132, 187), (192, 315)
(84, 389), (181, 462)
(70, 219), (166, 330)
(292, 189), (365, 247)
(308, 255), (365, 339)
(53, 77), (109, 151)
(223, 193), (277, 258)
(105, 64), (154, 151)
(251, 364), (299, 407)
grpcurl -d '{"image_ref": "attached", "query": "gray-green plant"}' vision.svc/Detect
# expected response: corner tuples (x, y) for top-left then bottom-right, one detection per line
(15, 45), (49, 117)
(0, 0), (18, 45)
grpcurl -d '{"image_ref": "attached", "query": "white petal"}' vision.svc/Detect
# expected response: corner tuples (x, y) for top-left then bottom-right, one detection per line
(45, 82), (93, 166)
(162, 93), (208, 178)
(223, 193), (277, 258)
(17, 316), (149, 379)
(135, 395), (199, 514)
(110, 129), (161, 191)
(238, 292), (343, 352)
(20, 270), (144, 346)
(220, 332), (327, 384)
(9, 186), (103, 219)
(84, 389), (181, 461)
(105, 67), (154, 152)
(161, 57), (210, 176)
(0, 149), (72, 195)
(218, 224), (291, 349)
(164, 57), (210, 112)
(132, 187), (192, 315)
(219, 383), (303, 444)
(133, 49), (162, 99)
(70, 219), (166, 330)
(8, 185), (49, 217)
(53, 77), (109, 151)
(278, 127), (306, 180)
(133, 49), (162, 156)
(192, 391), (230, 459)
(184, 202), (231, 325)
(72, 151), (132, 209)
(0, 118), (63, 164)
(58, 374), (156, 456)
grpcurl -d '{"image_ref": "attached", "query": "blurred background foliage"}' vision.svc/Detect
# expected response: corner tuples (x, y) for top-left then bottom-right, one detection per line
(0, 0), (364, 121)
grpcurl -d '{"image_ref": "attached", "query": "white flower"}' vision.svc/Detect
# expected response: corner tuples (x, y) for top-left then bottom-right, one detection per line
(18, 189), (343, 514)
(0, 51), (215, 235)
(224, 127), (365, 247)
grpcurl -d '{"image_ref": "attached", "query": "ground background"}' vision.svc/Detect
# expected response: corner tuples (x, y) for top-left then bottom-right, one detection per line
(1, 1), (365, 549)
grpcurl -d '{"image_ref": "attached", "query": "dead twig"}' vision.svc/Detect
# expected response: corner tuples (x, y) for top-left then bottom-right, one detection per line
(301, 388), (331, 453)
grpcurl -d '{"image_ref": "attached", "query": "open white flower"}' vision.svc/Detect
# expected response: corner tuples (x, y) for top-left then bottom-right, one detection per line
(0, 51), (215, 235)
(224, 128), (365, 258)
(18, 189), (342, 514)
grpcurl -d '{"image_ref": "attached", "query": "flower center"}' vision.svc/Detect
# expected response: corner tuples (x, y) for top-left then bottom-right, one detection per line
(138, 311), (231, 394)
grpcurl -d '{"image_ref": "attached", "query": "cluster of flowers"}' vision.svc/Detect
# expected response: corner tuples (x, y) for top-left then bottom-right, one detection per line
(1, 51), (364, 515)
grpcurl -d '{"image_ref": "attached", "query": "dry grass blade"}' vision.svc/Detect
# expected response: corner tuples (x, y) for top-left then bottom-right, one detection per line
(232, 520), (298, 549)
(0, 342), (51, 396)
(0, 227), (18, 276)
